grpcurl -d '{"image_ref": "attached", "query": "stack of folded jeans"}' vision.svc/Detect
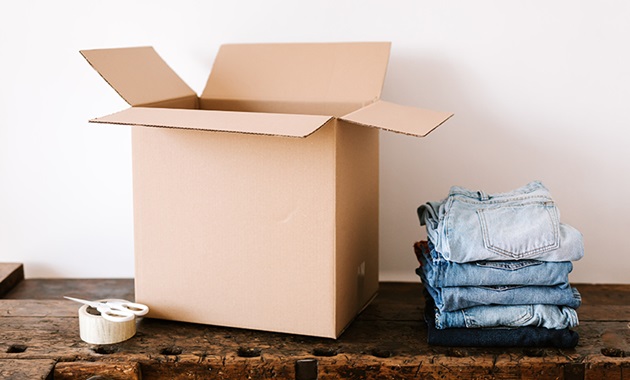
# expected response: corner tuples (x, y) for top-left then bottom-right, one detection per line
(415, 181), (583, 348)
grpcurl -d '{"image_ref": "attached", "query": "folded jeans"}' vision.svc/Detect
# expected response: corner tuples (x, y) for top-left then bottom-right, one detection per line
(418, 181), (584, 263)
(416, 267), (582, 312)
(434, 303), (579, 330)
(423, 295), (579, 348)
(414, 240), (573, 287)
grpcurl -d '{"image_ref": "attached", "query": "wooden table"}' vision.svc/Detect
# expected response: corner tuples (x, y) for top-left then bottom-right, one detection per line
(1, 263), (629, 379)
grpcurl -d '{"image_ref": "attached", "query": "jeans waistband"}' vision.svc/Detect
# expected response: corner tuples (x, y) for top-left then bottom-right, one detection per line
(448, 181), (548, 201)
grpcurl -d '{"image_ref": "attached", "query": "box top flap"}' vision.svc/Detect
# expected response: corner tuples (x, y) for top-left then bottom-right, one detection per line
(341, 100), (453, 137)
(91, 107), (334, 138)
(80, 47), (197, 107)
(201, 42), (391, 107)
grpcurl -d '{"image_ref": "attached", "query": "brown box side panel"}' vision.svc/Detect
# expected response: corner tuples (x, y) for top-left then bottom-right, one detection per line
(334, 120), (380, 336)
(131, 124), (339, 337)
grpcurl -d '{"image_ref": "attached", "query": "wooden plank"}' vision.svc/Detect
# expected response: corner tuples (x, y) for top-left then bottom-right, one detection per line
(578, 304), (630, 322)
(0, 359), (55, 380)
(0, 300), (78, 317)
(0, 263), (24, 298)
(136, 356), (567, 380)
(0, 317), (82, 358)
(3, 278), (135, 301)
(2, 312), (626, 366)
(54, 362), (141, 380)
(576, 284), (630, 305)
(584, 358), (628, 380)
(2, 280), (630, 379)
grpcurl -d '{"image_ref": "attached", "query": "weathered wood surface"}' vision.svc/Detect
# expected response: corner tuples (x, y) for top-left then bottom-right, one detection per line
(54, 362), (141, 380)
(0, 359), (55, 380)
(3, 277), (135, 301)
(1, 265), (629, 379)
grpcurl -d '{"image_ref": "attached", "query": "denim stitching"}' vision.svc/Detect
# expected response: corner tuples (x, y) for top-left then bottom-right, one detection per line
(453, 195), (553, 206)
(461, 305), (534, 328)
(474, 260), (543, 271)
(463, 309), (478, 328)
(478, 285), (526, 292)
(477, 204), (560, 259)
(508, 305), (535, 326)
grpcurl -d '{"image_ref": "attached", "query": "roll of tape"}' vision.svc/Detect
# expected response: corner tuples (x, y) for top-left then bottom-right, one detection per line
(78, 299), (137, 345)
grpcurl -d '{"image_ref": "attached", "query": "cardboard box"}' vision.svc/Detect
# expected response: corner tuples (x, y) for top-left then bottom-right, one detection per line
(81, 42), (452, 338)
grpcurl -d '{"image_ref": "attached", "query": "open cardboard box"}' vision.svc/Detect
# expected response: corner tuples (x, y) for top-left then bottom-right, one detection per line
(81, 42), (452, 338)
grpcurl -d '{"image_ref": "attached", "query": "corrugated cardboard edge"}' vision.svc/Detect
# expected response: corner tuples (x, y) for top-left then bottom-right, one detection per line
(90, 107), (335, 138)
(341, 100), (454, 138)
(79, 47), (198, 107)
(90, 103), (453, 139)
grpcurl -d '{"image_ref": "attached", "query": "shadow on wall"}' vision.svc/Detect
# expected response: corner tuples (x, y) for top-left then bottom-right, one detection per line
(377, 52), (616, 283)
(21, 262), (66, 280)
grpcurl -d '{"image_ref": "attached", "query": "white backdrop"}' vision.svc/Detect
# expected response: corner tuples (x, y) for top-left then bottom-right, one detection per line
(1, 1), (629, 283)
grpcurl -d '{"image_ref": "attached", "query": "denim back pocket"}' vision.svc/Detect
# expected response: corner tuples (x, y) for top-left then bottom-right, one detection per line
(477, 201), (560, 259)
(462, 305), (535, 328)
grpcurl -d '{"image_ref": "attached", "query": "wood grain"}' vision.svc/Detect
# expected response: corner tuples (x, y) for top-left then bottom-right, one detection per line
(2, 267), (630, 379)
(0, 359), (55, 380)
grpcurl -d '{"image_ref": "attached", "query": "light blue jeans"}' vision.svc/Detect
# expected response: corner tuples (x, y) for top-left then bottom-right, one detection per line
(424, 294), (579, 347)
(418, 181), (584, 263)
(417, 267), (582, 312)
(434, 303), (579, 330)
(415, 240), (573, 287)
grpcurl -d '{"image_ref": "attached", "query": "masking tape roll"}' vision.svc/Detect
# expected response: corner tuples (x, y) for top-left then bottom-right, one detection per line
(78, 299), (136, 345)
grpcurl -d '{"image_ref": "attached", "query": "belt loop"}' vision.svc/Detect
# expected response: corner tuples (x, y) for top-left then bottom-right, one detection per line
(477, 190), (489, 201)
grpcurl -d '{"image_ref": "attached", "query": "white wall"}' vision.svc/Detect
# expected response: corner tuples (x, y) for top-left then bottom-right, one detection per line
(1, 1), (628, 283)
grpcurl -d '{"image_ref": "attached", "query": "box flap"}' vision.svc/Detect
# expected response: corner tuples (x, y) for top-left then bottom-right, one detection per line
(340, 100), (453, 137)
(201, 42), (391, 111)
(90, 107), (334, 138)
(80, 47), (198, 107)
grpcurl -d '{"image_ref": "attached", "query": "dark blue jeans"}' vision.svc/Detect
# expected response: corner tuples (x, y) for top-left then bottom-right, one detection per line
(424, 295), (579, 348)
